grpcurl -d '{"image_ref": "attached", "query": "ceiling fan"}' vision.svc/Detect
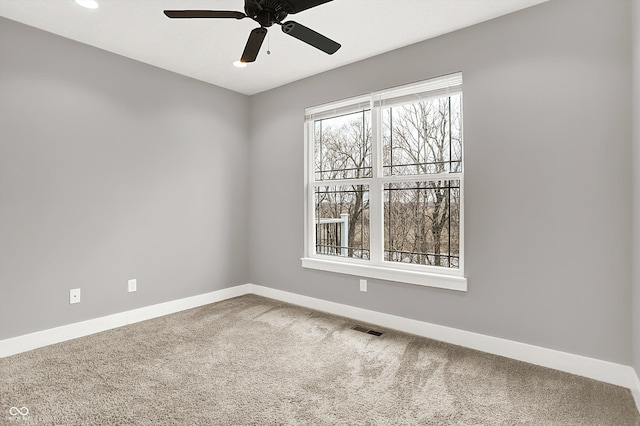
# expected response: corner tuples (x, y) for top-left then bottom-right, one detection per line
(164, 0), (341, 63)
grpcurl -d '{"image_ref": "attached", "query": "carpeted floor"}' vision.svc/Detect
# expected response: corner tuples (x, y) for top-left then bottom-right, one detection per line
(1, 294), (639, 425)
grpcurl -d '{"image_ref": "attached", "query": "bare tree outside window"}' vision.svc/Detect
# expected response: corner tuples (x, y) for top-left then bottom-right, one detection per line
(382, 95), (462, 268)
(314, 111), (371, 258)
(383, 96), (462, 175)
(384, 180), (460, 267)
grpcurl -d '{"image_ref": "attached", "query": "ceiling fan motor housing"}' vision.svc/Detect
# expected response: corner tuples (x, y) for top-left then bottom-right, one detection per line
(245, 0), (289, 27)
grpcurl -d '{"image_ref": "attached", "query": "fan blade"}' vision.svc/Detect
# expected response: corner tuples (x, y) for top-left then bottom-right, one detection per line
(283, 0), (333, 14)
(241, 28), (268, 63)
(281, 21), (340, 54)
(164, 10), (246, 19)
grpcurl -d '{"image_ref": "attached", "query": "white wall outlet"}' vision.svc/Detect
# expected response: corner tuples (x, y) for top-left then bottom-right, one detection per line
(128, 279), (137, 292)
(69, 288), (81, 304)
(359, 279), (367, 292)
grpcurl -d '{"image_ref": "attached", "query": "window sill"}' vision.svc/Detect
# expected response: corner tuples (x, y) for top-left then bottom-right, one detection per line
(300, 257), (467, 292)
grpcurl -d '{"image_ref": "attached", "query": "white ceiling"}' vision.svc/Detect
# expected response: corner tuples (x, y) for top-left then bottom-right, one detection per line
(0, 0), (548, 95)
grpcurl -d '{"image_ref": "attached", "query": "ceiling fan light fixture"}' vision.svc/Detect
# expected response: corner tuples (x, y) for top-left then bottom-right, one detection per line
(233, 60), (248, 68)
(75, 0), (99, 9)
(164, 0), (340, 64)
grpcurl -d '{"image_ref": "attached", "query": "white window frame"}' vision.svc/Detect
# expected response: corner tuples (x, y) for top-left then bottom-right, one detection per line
(302, 73), (467, 292)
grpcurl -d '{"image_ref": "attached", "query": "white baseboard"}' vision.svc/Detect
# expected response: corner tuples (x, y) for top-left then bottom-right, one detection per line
(632, 368), (640, 414)
(2, 281), (639, 409)
(0, 284), (252, 358)
(248, 284), (640, 396)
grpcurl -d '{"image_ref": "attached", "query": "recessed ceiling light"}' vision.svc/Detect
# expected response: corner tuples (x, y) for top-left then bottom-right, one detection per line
(75, 0), (99, 9)
(233, 60), (247, 68)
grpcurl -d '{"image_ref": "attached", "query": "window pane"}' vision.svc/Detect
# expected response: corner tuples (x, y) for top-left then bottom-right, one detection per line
(315, 185), (369, 259)
(314, 110), (372, 180)
(383, 94), (462, 176)
(384, 180), (460, 268)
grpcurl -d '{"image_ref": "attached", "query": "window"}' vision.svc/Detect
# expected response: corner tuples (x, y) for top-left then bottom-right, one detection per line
(302, 73), (466, 291)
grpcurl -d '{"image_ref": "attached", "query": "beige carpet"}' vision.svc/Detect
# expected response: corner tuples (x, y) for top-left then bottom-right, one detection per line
(1, 294), (639, 425)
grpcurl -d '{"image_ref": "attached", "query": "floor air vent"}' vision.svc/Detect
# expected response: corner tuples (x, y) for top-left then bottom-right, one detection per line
(351, 325), (384, 336)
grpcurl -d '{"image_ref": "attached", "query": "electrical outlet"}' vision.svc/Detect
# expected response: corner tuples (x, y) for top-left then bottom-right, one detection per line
(69, 288), (81, 304)
(128, 279), (137, 292)
(360, 279), (367, 292)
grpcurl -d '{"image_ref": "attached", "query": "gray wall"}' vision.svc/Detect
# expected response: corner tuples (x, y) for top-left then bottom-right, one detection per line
(633, 0), (640, 375)
(248, 0), (633, 364)
(0, 18), (250, 339)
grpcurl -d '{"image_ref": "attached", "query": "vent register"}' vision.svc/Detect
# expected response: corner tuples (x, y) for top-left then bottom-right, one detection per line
(351, 325), (384, 336)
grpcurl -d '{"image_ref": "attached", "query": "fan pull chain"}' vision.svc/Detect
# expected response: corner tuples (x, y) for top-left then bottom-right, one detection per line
(267, 32), (271, 55)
